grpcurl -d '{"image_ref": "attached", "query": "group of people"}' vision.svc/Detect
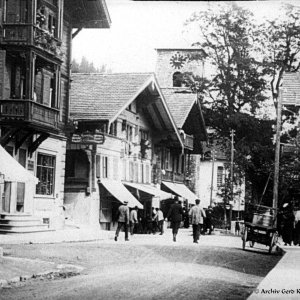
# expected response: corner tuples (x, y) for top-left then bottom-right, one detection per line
(114, 196), (210, 244)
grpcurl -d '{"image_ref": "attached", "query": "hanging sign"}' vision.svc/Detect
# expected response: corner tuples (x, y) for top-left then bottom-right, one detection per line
(71, 131), (105, 144)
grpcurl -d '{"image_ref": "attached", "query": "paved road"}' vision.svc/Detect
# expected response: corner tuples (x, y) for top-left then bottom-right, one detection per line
(0, 229), (281, 300)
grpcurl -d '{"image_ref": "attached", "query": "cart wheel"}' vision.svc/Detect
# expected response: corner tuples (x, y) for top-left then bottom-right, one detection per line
(250, 241), (255, 248)
(268, 232), (278, 254)
(242, 228), (248, 250)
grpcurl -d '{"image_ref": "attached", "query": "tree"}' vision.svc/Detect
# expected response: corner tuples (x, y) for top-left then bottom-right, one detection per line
(71, 57), (112, 73)
(185, 3), (275, 204)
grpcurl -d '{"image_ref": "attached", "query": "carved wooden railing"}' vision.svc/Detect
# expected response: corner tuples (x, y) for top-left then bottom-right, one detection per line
(0, 100), (59, 130)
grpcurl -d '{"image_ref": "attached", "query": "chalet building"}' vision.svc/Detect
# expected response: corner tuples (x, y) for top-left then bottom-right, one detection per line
(65, 73), (192, 230)
(0, 0), (110, 233)
(155, 48), (208, 205)
(155, 48), (245, 219)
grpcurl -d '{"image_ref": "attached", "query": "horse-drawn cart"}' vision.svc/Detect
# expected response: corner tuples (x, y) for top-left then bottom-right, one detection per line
(242, 204), (278, 254)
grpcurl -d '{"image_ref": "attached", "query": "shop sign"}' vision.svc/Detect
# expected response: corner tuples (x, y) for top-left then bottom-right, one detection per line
(71, 131), (105, 144)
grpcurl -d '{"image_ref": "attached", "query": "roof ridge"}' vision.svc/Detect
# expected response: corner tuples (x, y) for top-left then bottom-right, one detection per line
(72, 72), (154, 76)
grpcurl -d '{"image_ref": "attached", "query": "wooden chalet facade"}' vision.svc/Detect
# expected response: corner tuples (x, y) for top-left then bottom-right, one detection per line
(0, 0), (110, 233)
(65, 72), (204, 230)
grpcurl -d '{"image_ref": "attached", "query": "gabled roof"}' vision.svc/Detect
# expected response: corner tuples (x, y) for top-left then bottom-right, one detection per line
(161, 88), (207, 154)
(64, 0), (111, 29)
(71, 73), (154, 121)
(70, 73), (184, 149)
(161, 88), (197, 128)
(282, 72), (300, 105)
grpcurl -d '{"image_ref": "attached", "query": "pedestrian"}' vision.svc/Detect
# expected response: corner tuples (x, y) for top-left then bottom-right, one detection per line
(235, 218), (240, 236)
(130, 206), (138, 235)
(293, 210), (300, 246)
(153, 208), (164, 235)
(114, 200), (130, 242)
(189, 199), (206, 243)
(204, 206), (213, 235)
(166, 196), (184, 242)
(281, 202), (295, 246)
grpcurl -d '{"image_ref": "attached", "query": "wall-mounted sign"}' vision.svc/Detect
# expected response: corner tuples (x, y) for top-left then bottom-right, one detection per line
(71, 131), (105, 144)
(27, 160), (34, 171)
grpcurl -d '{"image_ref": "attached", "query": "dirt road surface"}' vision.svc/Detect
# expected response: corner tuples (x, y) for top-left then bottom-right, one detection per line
(0, 230), (281, 300)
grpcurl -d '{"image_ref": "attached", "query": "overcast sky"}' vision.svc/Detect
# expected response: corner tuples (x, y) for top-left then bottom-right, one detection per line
(72, 0), (299, 73)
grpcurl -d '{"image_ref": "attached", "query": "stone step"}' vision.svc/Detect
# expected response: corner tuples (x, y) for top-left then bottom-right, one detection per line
(0, 219), (43, 226)
(0, 214), (40, 221)
(0, 225), (53, 234)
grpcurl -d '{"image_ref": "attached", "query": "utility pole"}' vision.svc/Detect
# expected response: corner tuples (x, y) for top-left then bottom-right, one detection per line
(273, 89), (283, 212)
(229, 129), (235, 229)
(210, 148), (215, 206)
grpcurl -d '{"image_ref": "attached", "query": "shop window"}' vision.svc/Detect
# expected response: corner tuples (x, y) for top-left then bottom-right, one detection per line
(36, 153), (55, 195)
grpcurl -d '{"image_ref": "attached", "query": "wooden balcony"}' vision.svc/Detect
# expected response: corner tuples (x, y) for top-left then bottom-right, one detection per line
(162, 170), (184, 183)
(181, 134), (194, 150)
(0, 100), (59, 132)
(1, 24), (63, 59)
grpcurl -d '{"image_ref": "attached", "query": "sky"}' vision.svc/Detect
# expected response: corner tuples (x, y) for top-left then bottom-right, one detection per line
(72, 0), (299, 73)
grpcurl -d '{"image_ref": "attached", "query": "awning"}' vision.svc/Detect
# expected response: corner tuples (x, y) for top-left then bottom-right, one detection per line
(161, 181), (197, 205)
(100, 179), (143, 209)
(0, 146), (38, 183)
(123, 182), (172, 200)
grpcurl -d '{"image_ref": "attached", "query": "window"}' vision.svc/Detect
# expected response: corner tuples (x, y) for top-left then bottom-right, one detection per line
(126, 125), (133, 141)
(5, 0), (29, 23)
(173, 72), (183, 87)
(109, 121), (118, 136)
(102, 156), (108, 178)
(165, 149), (171, 170)
(139, 129), (149, 142)
(36, 153), (55, 195)
(217, 166), (224, 187)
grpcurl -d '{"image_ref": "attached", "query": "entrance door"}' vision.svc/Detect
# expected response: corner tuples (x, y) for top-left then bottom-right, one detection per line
(2, 182), (11, 213)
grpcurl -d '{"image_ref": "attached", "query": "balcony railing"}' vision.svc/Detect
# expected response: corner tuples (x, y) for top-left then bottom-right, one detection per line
(162, 170), (184, 183)
(1, 24), (63, 59)
(0, 100), (59, 131)
(181, 134), (194, 150)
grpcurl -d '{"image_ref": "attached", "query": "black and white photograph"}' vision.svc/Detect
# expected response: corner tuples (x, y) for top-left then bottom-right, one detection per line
(0, 0), (300, 299)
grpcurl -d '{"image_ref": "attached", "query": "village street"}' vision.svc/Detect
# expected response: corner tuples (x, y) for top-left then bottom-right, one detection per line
(0, 229), (281, 300)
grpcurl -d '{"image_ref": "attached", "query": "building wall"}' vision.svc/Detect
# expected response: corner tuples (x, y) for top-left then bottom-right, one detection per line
(33, 136), (67, 229)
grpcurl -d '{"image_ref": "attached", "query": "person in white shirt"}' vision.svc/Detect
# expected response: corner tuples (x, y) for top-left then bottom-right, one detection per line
(153, 208), (164, 235)
(130, 206), (138, 235)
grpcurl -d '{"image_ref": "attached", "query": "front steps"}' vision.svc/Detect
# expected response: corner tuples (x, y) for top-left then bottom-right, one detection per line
(0, 213), (53, 234)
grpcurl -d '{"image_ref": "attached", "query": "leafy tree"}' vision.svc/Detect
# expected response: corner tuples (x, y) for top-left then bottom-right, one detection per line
(184, 3), (275, 204)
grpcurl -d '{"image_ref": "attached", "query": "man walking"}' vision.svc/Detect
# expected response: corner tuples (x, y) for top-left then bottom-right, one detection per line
(115, 200), (130, 241)
(153, 208), (164, 235)
(130, 206), (138, 235)
(166, 196), (183, 242)
(189, 199), (206, 243)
